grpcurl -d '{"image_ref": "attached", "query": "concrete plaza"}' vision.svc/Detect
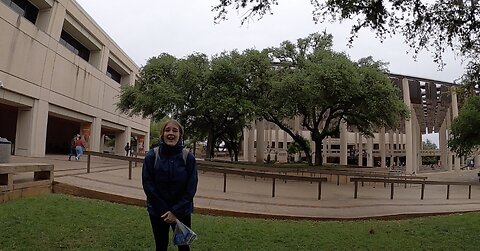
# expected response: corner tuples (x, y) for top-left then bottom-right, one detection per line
(9, 154), (480, 220)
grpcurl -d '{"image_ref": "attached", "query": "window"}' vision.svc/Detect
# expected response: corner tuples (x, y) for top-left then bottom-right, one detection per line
(278, 142), (283, 148)
(59, 30), (90, 61)
(271, 142), (276, 148)
(373, 143), (379, 150)
(2, 0), (39, 24)
(106, 65), (121, 83)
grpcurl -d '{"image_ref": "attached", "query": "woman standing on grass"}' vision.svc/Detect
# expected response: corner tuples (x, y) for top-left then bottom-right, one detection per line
(142, 119), (198, 251)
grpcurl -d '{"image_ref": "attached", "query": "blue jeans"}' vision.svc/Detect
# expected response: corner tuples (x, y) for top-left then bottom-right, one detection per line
(75, 146), (83, 160)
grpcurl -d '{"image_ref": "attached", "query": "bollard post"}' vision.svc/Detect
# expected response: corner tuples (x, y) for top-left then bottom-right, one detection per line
(446, 184), (450, 200)
(128, 161), (132, 180)
(421, 183), (425, 200)
(272, 178), (276, 197)
(223, 173), (227, 193)
(317, 181), (322, 200)
(390, 182), (394, 200)
(87, 154), (91, 173)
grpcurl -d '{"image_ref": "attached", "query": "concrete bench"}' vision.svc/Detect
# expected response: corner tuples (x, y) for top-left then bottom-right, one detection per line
(0, 163), (53, 202)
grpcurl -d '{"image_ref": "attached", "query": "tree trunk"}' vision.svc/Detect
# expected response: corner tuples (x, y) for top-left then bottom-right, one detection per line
(315, 141), (323, 166)
(234, 149), (239, 162)
(297, 139), (313, 166)
(206, 129), (214, 159)
(228, 148), (234, 161)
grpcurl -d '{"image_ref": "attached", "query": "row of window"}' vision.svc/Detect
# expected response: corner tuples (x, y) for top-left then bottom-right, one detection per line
(59, 30), (90, 62)
(2, 0), (38, 23)
(2, 0), (126, 84)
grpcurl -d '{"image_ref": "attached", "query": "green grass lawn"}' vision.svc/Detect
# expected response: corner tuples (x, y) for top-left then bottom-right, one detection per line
(1, 194), (480, 250)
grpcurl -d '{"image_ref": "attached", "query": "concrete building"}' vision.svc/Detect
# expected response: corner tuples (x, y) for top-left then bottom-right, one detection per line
(243, 74), (480, 173)
(0, 0), (149, 157)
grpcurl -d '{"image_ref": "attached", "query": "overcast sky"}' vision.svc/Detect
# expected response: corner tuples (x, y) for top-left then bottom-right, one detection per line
(75, 0), (465, 84)
(75, 0), (456, 145)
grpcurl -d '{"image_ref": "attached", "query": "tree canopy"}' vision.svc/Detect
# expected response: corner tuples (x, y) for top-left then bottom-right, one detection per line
(117, 51), (270, 160)
(448, 95), (480, 157)
(260, 32), (409, 165)
(213, 0), (480, 74)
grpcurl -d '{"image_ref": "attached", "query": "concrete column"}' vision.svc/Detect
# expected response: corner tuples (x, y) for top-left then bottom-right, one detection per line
(323, 137), (327, 164)
(412, 113), (419, 174)
(90, 117), (102, 152)
(275, 126), (279, 151)
(256, 120), (265, 163)
(357, 134), (363, 166)
(440, 120), (447, 169)
(243, 128), (249, 161)
(402, 78), (414, 174)
(400, 131), (404, 152)
(266, 123), (273, 160)
(266, 123), (271, 148)
(325, 137), (331, 164)
(340, 120), (348, 165)
(395, 130), (400, 166)
(15, 100), (49, 157)
(144, 132), (150, 153)
(100, 134), (105, 153)
(446, 108), (453, 171)
(380, 127), (386, 168)
(294, 116), (300, 162)
(115, 126), (131, 155)
(248, 121), (255, 162)
(367, 137), (373, 167)
(389, 131), (394, 167)
(451, 92), (461, 171)
(45, 1), (66, 39)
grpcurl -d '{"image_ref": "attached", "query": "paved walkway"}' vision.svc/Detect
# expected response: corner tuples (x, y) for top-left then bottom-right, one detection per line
(9, 155), (480, 220)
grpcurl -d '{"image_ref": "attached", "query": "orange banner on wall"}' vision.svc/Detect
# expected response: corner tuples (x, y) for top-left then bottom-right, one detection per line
(80, 123), (91, 151)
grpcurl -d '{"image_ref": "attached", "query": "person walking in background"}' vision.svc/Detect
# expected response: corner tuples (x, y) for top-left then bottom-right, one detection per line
(68, 134), (78, 161)
(130, 143), (137, 157)
(125, 142), (131, 156)
(74, 135), (84, 160)
(142, 119), (198, 251)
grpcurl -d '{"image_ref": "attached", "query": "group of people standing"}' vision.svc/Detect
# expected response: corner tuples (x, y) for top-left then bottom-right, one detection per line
(68, 134), (85, 161)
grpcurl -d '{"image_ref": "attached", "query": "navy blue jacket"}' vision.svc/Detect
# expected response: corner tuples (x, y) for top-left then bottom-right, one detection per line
(142, 140), (198, 218)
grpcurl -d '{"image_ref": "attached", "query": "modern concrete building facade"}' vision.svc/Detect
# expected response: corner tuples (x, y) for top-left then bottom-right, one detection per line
(243, 74), (480, 173)
(0, 0), (149, 157)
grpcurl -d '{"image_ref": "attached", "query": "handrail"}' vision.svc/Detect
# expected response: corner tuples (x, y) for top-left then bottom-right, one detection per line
(83, 151), (328, 200)
(84, 151), (143, 180)
(198, 165), (327, 200)
(350, 177), (480, 200)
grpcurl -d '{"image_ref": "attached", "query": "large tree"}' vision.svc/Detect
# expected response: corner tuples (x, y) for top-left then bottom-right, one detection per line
(117, 51), (270, 160)
(448, 95), (480, 157)
(260, 33), (409, 165)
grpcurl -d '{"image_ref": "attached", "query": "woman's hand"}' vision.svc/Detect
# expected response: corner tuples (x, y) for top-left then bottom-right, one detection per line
(161, 211), (177, 224)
